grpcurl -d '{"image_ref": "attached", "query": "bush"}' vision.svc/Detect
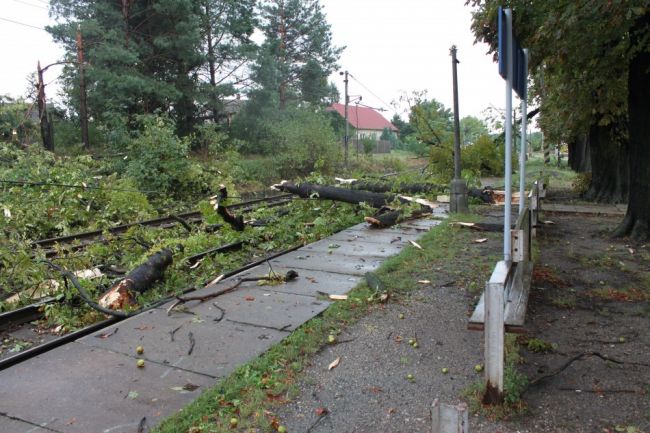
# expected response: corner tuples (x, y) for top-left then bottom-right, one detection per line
(462, 134), (505, 177)
(124, 116), (205, 196)
(264, 109), (341, 177)
(361, 137), (375, 155)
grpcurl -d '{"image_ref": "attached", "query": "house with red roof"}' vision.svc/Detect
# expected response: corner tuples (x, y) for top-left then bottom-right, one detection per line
(328, 103), (398, 140)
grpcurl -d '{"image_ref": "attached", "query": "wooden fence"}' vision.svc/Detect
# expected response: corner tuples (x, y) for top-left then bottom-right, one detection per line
(343, 139), (392, 154)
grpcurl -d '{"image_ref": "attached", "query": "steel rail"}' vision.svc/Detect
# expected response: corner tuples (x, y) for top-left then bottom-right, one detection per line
(32, 194), (293, 250)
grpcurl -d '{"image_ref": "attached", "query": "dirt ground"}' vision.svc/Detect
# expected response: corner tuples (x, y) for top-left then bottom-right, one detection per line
(275, 188), (650, 433)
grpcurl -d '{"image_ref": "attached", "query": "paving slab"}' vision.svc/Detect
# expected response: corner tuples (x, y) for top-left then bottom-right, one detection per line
(327, 228), (421, 245)
(300, 237), (405, 257)
(162, 266), (361, 301)
(268, 250), (383, 276)
(80, 308), (288, 379)
(0, 417), (55, 433)
(0, 342), (213, 433)
(168, 286), (331, 332)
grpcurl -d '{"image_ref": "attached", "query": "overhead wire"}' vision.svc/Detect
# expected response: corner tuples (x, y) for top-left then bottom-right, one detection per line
(0, 16), (45, 30)
(348, 73), (393, 112)
(11, 0), (48, 10)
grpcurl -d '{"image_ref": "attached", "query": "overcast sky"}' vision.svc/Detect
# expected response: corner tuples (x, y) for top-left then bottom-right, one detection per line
(0, 0), (508, 121)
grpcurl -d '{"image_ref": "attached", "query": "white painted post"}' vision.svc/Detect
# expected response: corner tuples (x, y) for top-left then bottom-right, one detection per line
(484, 261), (507, 401)
(431, 399), (470, 433)
(518, 49), (528, 214)
(504, 9), (514, 263)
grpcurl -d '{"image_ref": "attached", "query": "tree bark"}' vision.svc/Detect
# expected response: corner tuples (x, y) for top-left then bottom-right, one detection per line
(568, 133), (591, 173)
(583, 122), (628, 203)
(273, 182), (406, 208)
(347, 181), (443, 195)
(614, 12), (650, 241)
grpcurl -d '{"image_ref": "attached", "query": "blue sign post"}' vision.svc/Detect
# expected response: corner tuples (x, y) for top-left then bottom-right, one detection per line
(485, 6), (529, 404)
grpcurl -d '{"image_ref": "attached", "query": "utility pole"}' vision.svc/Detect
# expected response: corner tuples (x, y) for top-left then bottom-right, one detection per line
(342, 70), (349, 168)
(76, 25), (90, 150)
(36, 61), (54, 151)
(449, 45), (469, 213)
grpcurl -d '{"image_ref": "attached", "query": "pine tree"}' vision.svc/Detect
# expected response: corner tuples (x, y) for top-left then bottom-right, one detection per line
(47, 0), (255, 137)
(257, 0), (343, 108)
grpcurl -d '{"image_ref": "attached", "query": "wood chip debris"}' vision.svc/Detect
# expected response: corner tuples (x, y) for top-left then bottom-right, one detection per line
(328, 357), (341, 370)
(474, 238), (488, 243)
(329, 294), (348, 301)
(204, 274), (225, 288)
(409, 240), (423, 250)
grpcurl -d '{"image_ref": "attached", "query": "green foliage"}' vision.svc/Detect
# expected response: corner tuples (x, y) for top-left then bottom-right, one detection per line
(462, 134), (505, 177)
(0, 96), (39, 145)
(408, 95), (453, 146)
(258, 0), (343, 107)
(524, 338), (555, 353)
(403, 135), (429, 157)
(123, 116), (206, 196)
(262, 108), (341, 177)
(48, 0), (256, 137)
(361, 136), (375, 155)
(460, 115), (489, 145)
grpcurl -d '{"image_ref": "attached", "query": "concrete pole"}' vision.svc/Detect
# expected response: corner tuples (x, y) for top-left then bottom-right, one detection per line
(519, 49), (528, 214)
(449, 45), (469, 213)
(503, 9), (513, 263)
(344, 71), (349, 169)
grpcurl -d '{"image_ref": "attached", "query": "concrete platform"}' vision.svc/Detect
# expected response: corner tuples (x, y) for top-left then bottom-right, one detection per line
(0, 342), (213, 433)
(0, 212), (447, 432)
(79, 309), (288, 378)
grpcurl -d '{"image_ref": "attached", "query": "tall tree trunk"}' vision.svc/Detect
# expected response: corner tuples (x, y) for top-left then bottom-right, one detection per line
(37, 61), (54, 152)
(568, 133), (590, 173)
(583, 122), (628, 203)
(615, 13), (650, 241)
(278, 2), (287, 109)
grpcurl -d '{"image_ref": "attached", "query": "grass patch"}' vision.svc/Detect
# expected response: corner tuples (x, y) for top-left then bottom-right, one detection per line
(153, 217), (487, 433)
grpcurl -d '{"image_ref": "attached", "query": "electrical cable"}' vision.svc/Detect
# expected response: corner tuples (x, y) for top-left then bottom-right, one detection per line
(0, 16), (45, 30)
(348, 74), (393, 112)
(11, 0), (48, 10)
(0, 179), (164, 195)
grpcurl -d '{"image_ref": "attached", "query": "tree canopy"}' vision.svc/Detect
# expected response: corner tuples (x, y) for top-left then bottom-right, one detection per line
(467, 1), (650, 240)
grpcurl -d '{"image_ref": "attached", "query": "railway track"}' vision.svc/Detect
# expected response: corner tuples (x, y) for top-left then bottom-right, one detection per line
(0, 241), (303, 371)
(0, 193), (302, 370)
(32, 193), (293, 257)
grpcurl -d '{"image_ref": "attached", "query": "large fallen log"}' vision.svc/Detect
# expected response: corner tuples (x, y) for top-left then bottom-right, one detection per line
(364, 207), (431, 229)
(98, 248), (174, 310)
(272, 181), (411, 208)
(336, 178), (443, 195)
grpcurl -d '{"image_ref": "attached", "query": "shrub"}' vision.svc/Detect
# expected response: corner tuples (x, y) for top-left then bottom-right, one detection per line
(462, 134), (505, 177)
(124, 116), (203, 196)
(264, 109), (341, 177)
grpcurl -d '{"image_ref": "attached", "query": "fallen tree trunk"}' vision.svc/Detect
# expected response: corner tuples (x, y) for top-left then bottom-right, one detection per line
(209, 185), (245, 231)
(99, 248), (174, 310)
(468, 187), (496, 204)
(338, 179), (443, 195)
(216, 204), (245, 231)
(363, 206), (432, 229)
(272, 181), (408, 208)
